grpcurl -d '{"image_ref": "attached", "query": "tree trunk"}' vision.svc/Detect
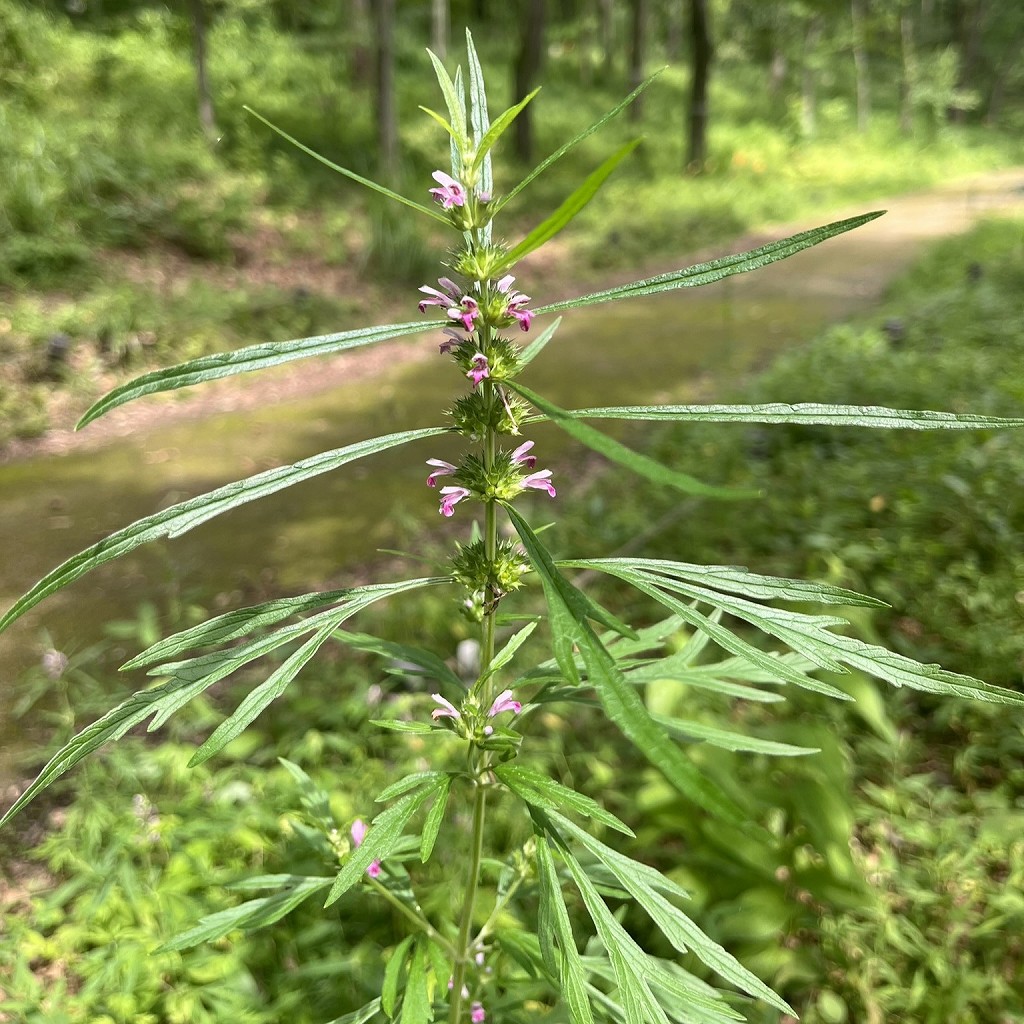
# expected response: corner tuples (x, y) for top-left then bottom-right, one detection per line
(948, 0), (987, 122)
(899, 3), (915, 133)
(685, 0), (712, 171)
(514, 0), (546, 163)
(627, 0), (647, 122)
(373, 0), (398, 183)
(800, 15), (823, 137)
(598, 0), (614, 80)
(851, 0), (871, 132)
(189, 0), (217, 140)
(431, 0), (449, 61)
(350, 0), (373, 87)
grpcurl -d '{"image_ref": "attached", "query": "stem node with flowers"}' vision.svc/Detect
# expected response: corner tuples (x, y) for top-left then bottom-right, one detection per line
(2, 30), (1023, 1024)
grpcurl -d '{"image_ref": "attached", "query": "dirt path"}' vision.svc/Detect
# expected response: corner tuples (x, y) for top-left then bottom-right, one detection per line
(6, 166), (1020, 466)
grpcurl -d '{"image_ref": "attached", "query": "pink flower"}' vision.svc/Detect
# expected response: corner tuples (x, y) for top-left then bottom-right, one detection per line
(418, 280), (481, 333)
(439, 486), (471, 517)
(350, 819), (381, 878)
(510, 441), (536, 469)
(439, 328), (463, 354)
(471, 1003), (486, 1023)
(467, 352), (489, 387)
(429, 170), (467, 209)
(522, 470), (556, 498)
(426, 459), (457, 487)
(431, 693), (462, 720)
(496, 275), (534, 332)
(488, 689), (522, 717)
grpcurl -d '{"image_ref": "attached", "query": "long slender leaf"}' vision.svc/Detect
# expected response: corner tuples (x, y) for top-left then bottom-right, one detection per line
(498, 70), (663, 211)
(332, 630), (465, 689)
(187, 620), (338, 766)
(124, 579), (448, 670)
(494, 763), (635, 836)
(564, 557), (887, 608)
(565, 402), (1024, 431)
(470, 88), (541, 174)
(506, 506), (748, 825)
(517, 316), (561, 368)
(426, 49), (467, 141)
(324, 997), (383, 1024)
(465, 30), (493, 201)
(420, 775), (453, 862)
(497, 140), (640, 272)
(383, 936), (415, 1017)
(535, 835), (596, 1024)
(154, 876), (332, 952)
(481, 622), (537, 682)
(78, 320), (440, 427)
(401, 942), (431, 1024)
(376, 771), (449, 803)
(534, 212), (885, 313)
(510, 383), (758, 499)
(0, 428), (446, 636)
(548, 810), (793, 1015)
(652, 714), (818, 756)
(246, 108), (449, 224)
(325, 784), (443, 906)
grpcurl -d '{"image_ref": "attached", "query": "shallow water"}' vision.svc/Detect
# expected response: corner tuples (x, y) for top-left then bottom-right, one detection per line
(2, 170), (1022, 783)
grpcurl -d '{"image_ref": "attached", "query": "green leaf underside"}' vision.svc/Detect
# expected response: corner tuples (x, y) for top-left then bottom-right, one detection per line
(0, 578), (436, 828)
(187, 621), (337, 766)
(499, 69), (662, 211)
(325, 783), (444, 906)
(420, 775), (453, 862)
(245, 108), (449, 224)
(547, 810), (792, 1017)
(375, 770), (449, 803)
(517, 316), (561, 368)
(512, 383), (759, 500)
(535, 835), (597, 1024)
(123, 579), (449, 670)
(325, 997), (383, 1024)
(494, 763), (635, 836)
(534, 211), (885, 314)
(543, 820), (741, 1024)
(155, 876), (333, 952)
(333, 630), (465, 689)
(506, 505), (748, 825)
(401, 942), (431, 1024)
(427, 49), (467, 141)
(499, 139), (641, 272)
(592, 562), (1024, 706)
(563, 556), (887, 607)
(0, 428), (447, 636)
(77, 320), (439, 428)
(565, 403), (1024, 431)
(652, 713), (818, 756)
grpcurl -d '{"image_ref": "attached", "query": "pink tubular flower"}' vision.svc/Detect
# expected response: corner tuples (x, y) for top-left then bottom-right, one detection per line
(488, 689), (522, 717)
(471, 1003), (486, 1023)
(418, 280), (481, 333)
(522, 470), (556, 498)
(439, 328), (463, 354)
(426, 459), (457, 487)
(431, 693), (462, 720)
(429, 170), (467, 209)
(439, 486), (471, 517)
(510, 441), (536, 469)
(350, 819), (381, 878)
(496, 275), (534, 332)
(467, 352), (490, 388)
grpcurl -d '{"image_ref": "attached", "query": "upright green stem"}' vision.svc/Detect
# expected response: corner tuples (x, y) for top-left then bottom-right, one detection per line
(449, 781), (488, 1024)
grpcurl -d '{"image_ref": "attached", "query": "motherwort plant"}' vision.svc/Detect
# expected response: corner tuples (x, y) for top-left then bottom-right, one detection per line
(3, 35), (1023, 1024)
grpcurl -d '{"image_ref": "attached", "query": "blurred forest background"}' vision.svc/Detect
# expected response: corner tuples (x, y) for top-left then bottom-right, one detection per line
(1, 2), (1024, 1023)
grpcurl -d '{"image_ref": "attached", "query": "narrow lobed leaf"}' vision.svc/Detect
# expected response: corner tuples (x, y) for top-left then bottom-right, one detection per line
(78, 320), (440, 428)
(0, 428), (447, 637)
(246, 108), (449, 224)
(420, 775), (453, 863)
(535, 211), (886, 314)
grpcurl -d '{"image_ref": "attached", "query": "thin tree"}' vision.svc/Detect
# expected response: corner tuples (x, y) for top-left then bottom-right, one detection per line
(627, 0), (647, 123)
(513, 0), (546, 162)
(189, 0), (217, 140)
(850, 0), (871, 131)
(432, 0), (449, 61)
(686, 0), (713, 171)
(374, 0), (398, 183)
